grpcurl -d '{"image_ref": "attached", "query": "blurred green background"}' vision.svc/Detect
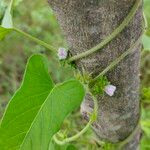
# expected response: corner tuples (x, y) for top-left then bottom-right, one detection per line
(0, 0), (150, 149)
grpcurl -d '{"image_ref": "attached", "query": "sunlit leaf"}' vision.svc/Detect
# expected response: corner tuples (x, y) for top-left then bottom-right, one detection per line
(0, 54), (54, 149)
(20, 79), (85, 150)
(0, 0), (13, 40)
(1, 7), (13, 28)
(0, 54), (85, 150)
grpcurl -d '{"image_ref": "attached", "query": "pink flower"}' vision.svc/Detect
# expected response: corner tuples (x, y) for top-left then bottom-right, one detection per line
(104, 85), (116, 96)
(57, 48), (68, 60)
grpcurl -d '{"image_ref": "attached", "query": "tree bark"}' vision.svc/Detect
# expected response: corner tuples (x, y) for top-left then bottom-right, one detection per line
(48, 0), (143, 149)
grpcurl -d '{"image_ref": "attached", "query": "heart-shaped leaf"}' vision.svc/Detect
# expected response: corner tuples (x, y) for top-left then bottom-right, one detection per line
(0, 54), (85, 150)
(20, 79), (85, 150)
(0, 54), (54, 149)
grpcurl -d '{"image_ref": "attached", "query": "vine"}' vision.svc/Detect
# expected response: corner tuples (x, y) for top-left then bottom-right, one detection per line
(52, 0), (143, 146)
(53, 35), (143, 146)
(0, 0), (143, 148)
(68, 0), (142, 62)
(91, 36), (142, 83)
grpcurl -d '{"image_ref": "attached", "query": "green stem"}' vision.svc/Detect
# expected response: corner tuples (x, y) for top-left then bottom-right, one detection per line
(90, 36), (142, 83)
(53, 88), (98, 145)
(13, 28), (57, 52)
(53, 119), (93, 145)
(68, 0), (141, 62)
(5, 0), (56, 52)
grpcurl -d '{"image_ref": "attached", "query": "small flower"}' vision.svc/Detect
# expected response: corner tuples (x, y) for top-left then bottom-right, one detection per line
(104, 85), (116, 96)
(57, 47), (68, 60)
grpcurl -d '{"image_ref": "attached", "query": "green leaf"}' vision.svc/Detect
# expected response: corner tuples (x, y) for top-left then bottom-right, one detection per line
(142, 34), (150, 51)
(1, 7), (13, 28)
(66, 145), (78, 150)
(0, 54), (54, 149)
(140, 136), (150, 150)
(0, 0), (6, 19)
(0, 0), (14, 40)
(1, 0), (14, 28)
(0, 26), (12, 40)
(141, 87), (150, 103)
(20, 79), (85, 150)
(1, 8), (13, 28)
(0, 54), (85, 150)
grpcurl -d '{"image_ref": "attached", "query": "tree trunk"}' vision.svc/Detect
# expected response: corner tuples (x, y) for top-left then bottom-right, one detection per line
(48, 0), (143, 149)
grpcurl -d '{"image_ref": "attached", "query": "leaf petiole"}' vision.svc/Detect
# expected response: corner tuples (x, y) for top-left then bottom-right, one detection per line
(13, 27), (57, 52)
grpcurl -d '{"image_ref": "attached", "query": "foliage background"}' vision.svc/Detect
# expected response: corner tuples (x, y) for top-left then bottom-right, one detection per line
(0, 0), (150, 149)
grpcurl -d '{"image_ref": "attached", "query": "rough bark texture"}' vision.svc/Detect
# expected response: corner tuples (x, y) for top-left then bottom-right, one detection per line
(48, 0), (143, 149)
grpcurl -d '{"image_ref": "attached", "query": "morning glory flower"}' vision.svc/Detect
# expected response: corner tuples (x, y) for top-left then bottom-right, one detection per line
(104, 85), (116, 96)
(57, 47), (68, 60)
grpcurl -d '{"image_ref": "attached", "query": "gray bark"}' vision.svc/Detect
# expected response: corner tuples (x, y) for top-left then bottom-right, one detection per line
(48, 0), (143, 149)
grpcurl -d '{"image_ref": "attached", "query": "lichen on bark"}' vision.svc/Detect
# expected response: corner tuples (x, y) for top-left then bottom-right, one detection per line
(48, 0), (143, 149)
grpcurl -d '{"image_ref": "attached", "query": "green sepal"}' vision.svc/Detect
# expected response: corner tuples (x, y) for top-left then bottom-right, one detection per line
(89, 76), (109, 95)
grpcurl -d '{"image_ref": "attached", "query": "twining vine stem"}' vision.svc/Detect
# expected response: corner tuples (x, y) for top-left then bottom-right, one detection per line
(68, 0), (141, 62)
(52, 35), (142, 146)
(8, 0), (141, 61)
(4, 0), (142, 147)
(52, 0), (142, 146)
(2, 0), (57, 52)
(53, 120), (93, 145)
(91, 36), (142, 84)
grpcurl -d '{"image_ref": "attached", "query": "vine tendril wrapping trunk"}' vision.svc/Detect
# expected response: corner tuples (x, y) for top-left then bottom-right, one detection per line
(68, 0), (142, 62)
(53, 35), (142, 146)
(49, 0), (143, 149)
(52, 0), (143, 147)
